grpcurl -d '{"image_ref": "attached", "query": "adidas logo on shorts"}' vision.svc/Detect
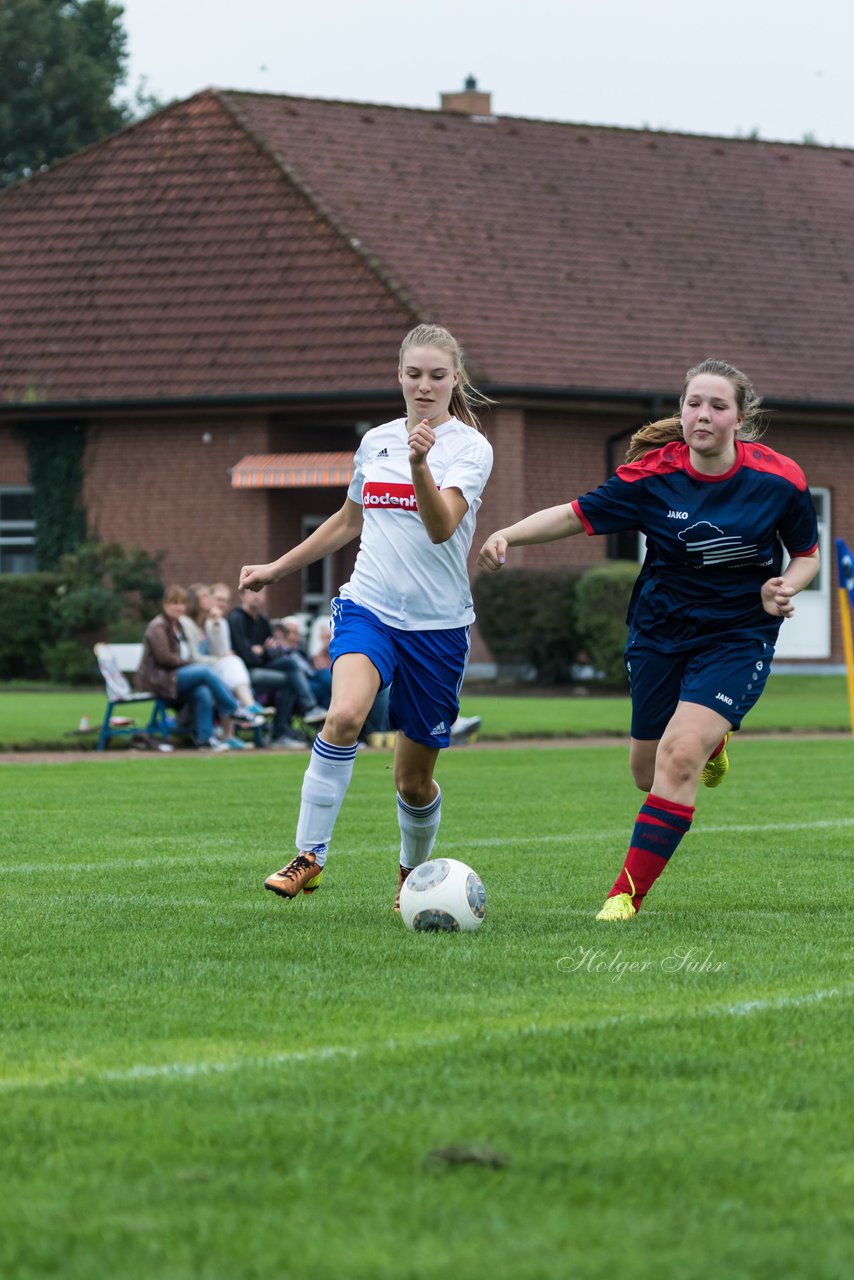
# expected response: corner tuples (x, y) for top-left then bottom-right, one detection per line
(430, 721), (447, 736)
(376, 447), (389, 458)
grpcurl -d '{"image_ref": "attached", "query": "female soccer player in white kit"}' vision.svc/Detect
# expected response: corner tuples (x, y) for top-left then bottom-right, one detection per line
(238, 324), (493, 908)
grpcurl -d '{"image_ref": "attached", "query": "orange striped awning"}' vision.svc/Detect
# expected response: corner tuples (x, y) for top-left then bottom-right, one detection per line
(231, 452), (353, 489)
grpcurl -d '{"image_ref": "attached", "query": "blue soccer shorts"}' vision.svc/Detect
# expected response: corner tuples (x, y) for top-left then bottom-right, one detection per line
(328, 597), (470, 748)
(625, 632), (776, 740)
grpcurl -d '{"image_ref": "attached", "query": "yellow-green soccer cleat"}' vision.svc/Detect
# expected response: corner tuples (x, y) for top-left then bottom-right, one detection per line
(701, 732), (731, 788)
(595, 892), (637, 921)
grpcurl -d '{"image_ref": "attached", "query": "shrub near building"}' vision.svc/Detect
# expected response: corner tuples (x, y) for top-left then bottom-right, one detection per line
(575, 561), (639, 689)
(473, 567), (582, 684)
(474, 561), (639, 687)
(0, 542), (163, 683)
(0, 573), (63, 680)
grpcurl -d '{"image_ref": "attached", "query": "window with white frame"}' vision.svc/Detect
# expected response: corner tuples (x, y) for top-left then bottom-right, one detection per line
(0, 487), (37, 573)
(795, 487), (828, 593)
(774, 485), (830, 659)
(300, 515), (333, 611)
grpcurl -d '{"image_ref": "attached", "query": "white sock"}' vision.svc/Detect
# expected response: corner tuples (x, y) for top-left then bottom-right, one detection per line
(397, 786), (442, 869)
(295, 736), (357, 865)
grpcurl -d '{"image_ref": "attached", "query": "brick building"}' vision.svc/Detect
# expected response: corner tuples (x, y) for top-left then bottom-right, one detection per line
(1, 84), (852, 667)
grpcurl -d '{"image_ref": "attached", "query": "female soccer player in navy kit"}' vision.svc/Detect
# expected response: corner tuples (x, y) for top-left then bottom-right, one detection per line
(478, 359), (819, 920)
(239, 325), (493, 907)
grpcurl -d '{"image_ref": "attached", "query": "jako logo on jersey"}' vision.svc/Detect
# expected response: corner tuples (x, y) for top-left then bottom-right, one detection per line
(667, 510), (689, 519)
(363, 482), (418, 510)
(715, 692), (733, 706)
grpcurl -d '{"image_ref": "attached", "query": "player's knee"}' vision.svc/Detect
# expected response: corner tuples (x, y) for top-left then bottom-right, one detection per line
(323, 699), (367, 741)
(658, 734), (703, 786)
(394, 766), (434, 808)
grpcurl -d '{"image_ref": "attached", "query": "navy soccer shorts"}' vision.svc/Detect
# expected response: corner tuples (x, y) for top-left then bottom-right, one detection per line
(328, 597), (470, 748)
(625, 632), (776, 740)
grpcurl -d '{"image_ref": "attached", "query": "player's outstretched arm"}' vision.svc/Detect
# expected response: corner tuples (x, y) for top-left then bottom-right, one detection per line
(239, 498), (364, 591)
(477, 504), (582, 571)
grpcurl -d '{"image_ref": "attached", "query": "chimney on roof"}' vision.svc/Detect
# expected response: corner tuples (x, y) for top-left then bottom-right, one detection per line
(440, 75), (492, 116)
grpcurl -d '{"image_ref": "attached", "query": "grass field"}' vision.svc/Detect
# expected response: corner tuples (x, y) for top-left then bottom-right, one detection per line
(0, 673), (851, 747)
(1, 738), (852, 1278)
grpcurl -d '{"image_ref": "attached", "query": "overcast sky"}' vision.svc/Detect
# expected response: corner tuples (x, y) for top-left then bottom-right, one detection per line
(120, 0), (854, 149)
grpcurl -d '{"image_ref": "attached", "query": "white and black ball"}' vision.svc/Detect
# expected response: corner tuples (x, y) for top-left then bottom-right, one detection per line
(399, 858), (486, 933)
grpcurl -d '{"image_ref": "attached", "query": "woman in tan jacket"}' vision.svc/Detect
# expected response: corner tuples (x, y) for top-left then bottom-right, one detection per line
(137, 585), (263, 750)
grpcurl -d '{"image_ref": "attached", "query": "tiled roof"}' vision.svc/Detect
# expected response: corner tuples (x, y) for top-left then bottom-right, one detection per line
(225, 91), (854, 404)
(1, 88), (853, 406)
(0, 93), (414, 404)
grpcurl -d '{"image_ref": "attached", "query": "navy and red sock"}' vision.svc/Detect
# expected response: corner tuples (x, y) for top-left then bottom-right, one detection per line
(608, 792), (695, 910)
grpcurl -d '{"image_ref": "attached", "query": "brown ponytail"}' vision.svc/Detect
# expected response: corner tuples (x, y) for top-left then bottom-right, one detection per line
(625, 417), (683, 463)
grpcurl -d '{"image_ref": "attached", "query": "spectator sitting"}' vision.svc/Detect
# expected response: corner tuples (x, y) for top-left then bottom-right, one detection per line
(228, 586), (327, 749)
(308, 616), (332, 669)
(268, 617), (333, 709)
(180, 584), (266, 741)
(137, 585), (263, 751)
(207, 582), (239, 651)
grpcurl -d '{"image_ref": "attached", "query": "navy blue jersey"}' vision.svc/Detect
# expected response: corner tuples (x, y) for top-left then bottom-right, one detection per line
(572, 440), (818, 650)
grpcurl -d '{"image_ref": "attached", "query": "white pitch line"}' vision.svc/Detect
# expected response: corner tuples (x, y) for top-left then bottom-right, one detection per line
(0, 852), (249, 875)
(694, 817), (854, 835)
(1, 986), (850, 1096)
(3, 815), (854, 876)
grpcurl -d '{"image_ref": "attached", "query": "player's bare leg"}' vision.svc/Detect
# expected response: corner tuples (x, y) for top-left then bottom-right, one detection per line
(321, 652), (381, 746)
(392, 733), (441, 910)
(629, 738), (659, 792)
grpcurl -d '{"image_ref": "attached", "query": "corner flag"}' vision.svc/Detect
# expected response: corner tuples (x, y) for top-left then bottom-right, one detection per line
(835, 538), (854, 735)
(836, 538), (854, 605)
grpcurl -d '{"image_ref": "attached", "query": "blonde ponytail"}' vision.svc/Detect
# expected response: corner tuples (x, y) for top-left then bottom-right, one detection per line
(399, 324), (494, 433)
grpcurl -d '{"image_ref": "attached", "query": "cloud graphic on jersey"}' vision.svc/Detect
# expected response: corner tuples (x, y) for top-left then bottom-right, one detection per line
(676, 520), (760, 565)
(677, 521), (725, 542)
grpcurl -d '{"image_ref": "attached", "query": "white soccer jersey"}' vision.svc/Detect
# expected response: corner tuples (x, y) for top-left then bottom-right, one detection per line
(339, 416), (493, 630)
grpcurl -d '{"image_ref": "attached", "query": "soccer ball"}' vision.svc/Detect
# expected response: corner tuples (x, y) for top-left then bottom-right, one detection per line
(399, 858), (486, 933)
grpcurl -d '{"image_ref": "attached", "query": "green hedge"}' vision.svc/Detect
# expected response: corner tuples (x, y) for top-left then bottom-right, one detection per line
(575, 560), (639, 688)
(0, 573), (64, 679)
(0, 542), (163, 683)
(474, 559), (640, 687)
(472, 567), (582, 684)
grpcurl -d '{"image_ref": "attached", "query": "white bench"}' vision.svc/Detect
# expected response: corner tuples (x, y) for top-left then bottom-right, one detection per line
(94, 642), (172, 751)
